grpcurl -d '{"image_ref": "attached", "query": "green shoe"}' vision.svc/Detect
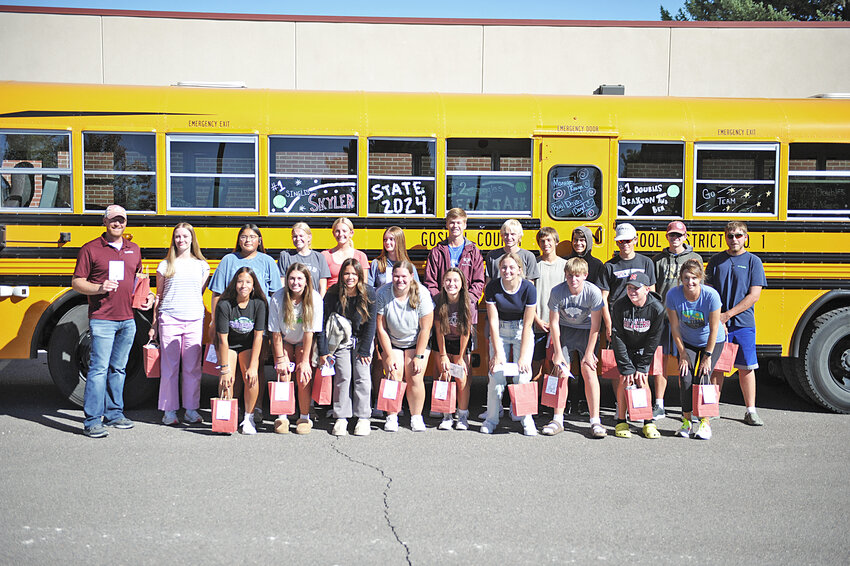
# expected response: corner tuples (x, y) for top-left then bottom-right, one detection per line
(614, 422), (632, 438)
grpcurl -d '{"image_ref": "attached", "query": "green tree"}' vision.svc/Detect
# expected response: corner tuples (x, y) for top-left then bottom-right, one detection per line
(660, 0), (847, 21)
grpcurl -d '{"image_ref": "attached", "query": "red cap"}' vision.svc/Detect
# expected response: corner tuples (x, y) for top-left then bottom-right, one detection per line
(666, 220), (687, 235)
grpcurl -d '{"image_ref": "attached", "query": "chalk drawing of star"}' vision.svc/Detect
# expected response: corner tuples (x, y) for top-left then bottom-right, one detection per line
(726, 205), (731, 211)
(294, 179), (302, 186)
(766, 191), (772, 197)
(743, 191), (751, 198)
(299, 205), (306, 211)
(756, 201), (761, 207)
(729, 188), (736, 193)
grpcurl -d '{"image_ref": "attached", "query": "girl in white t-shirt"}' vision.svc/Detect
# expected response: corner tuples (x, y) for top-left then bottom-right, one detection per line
(375, 260), (433, 432)
(150, 223), (210, 426)
(434, 268), (472, 431)
(269, 263), (323, 435)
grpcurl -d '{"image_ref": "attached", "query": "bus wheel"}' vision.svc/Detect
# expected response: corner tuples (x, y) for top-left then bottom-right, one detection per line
(780, 357), (812, 403)
(800, 307), (850, 414)
(47, 304), (90, 406)
(46, 305), (158, 409)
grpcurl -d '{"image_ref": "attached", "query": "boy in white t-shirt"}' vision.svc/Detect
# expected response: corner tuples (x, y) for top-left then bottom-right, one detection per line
(532, 227), (566, 380)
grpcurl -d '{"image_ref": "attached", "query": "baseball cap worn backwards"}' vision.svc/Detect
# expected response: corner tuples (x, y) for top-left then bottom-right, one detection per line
(614, 223), (637, 241)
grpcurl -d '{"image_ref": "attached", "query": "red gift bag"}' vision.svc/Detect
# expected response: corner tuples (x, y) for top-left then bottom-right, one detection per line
(211, 397), (238, 433)
(508, 382), (538, 417)
(648, 346), (664, 376)
(131, 274), (151, 309)
(430, 380), (456, 414)
(626, 387), (653, 421)
(376, 378), (407, 413)
(692, 383), (721, 418)
(202, 343), (219, 376)
(311, 364), (333, 405)
(712, 341), (740, 373)
(540, 374), (568, 409)
(599, 349), (620, 380)
(269, 380), (296, 416)
(143, 340), (160, 378)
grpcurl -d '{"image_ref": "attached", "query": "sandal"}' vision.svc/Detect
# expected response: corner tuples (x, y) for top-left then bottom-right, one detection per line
(295, 418), (312, 435)
(590, 423), (607, 438)
(541, 420), (564, 436)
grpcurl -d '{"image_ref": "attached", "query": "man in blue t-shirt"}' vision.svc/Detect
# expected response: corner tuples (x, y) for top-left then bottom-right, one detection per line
(706, 221), (767, 426)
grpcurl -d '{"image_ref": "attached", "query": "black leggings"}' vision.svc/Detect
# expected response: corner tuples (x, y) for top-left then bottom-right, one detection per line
(679, 341), (724, 413)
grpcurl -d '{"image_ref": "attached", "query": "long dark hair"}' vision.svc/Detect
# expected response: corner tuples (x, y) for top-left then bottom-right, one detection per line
(232, 223), (265, 254)
(336, 257), (372, 322)
(219, 267), (268, 306)
(436, 268), (471, 338)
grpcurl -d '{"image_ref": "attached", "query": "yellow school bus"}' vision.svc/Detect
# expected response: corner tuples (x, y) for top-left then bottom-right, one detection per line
(1, 81), (849, 412)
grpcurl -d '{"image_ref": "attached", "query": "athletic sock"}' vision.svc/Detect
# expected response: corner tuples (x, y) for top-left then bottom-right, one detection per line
(553, 413), (564, 425)
(589, 417), (601, 425)
(655, 399), (664, 408)
(746, 406), (757, 413)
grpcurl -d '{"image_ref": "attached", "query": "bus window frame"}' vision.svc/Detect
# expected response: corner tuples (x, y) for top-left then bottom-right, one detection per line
(445, 137), (533, 217)
(165, 133), (259, 213)
(692, 142), (779, 218)
(0, 129), (72, 212)
(367, 136), (437, 218)
(82, 131), (157, 214)
(787, 142), (850, 220)
(616, 140), (684, 220)
(268, 134), (358, 217)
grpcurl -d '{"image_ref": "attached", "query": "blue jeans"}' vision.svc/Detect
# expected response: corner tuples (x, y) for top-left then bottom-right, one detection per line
(83, 318), (136, 429)
(485, 320), (532, 425)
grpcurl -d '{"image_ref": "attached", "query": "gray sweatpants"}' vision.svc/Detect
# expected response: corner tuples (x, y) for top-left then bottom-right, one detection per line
(332, 342), (373, 419)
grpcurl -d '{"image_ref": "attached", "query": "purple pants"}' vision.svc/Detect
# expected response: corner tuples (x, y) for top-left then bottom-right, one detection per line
(157, 313), (203, 411)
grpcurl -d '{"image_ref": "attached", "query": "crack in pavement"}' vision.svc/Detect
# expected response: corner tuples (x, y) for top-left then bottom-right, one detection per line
(328, 439), (413, 566)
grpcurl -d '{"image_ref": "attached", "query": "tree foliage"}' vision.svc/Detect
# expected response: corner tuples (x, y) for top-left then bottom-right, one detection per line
(660, 0), (847, 21)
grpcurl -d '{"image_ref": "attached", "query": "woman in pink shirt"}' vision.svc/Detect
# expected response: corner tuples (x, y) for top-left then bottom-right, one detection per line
(322, 217), (369, 287)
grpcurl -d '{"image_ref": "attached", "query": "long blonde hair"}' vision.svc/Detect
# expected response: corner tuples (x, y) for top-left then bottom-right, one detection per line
(283, 263), (315, 331)
(393, 260), (421, 310)
(163, 222), (205, 278)
(376, 226), (412, 274)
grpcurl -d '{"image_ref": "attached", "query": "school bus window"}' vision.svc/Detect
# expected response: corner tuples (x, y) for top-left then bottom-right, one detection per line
(617, 141), (684, 218)
(368, 138), (436, 216)
(445, 138), (532, 216)
(0, 130), (72, 210)
(694, 143), (778, 215)
(167, 134), (258, 211)
(269, 136), (357, 215)
(547, 165), (602, 220)
(83, 133), (155, 213)
(788, 143), (850, 219)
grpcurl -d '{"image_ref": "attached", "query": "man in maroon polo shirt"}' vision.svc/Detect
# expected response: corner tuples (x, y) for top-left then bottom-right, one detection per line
(72, 205), (153, 438)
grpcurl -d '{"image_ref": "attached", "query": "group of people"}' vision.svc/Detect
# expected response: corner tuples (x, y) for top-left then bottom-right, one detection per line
(73, 205), (765, 441)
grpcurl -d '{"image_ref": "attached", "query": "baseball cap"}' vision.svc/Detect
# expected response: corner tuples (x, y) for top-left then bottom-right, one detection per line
(104, 204), (127, 220)
(614, 223), (637, 241)
(666, 220), (687, 235)
(625, 272), (651, 288)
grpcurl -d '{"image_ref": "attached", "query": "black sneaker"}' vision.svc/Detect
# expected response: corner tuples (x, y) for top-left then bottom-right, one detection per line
(105, 417), (134, 429)
(84, 424), (109, 438)
(652, 404), (666, 420)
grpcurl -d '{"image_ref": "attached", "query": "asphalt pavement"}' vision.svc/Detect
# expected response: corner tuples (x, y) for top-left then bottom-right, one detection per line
(1, 355), (848, 565)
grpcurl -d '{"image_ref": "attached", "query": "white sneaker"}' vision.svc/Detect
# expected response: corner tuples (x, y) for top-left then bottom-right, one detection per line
(456, 412), (469, 431)
(332, 418), (349, 436)
(438, 414), (453, 430)
(522, 415), (538, 436)
(183, 409), (202, 424)
(241, 414), (257, 435)
(354, 418), (371, 436)
(162, 410), (178, 425)
(384, 414), (399, 432)
(480, 420), (495, 434)
(411, 415), (426, 432)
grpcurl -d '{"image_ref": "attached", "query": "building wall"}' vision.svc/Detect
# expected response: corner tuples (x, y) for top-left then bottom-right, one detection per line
(1, 9), (849, 98)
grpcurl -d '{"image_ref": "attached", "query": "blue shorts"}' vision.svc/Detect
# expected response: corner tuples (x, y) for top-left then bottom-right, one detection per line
(727, 326), (758, 370)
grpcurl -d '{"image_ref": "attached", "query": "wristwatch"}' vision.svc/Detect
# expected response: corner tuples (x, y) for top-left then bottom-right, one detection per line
(414, 354), (425, 360)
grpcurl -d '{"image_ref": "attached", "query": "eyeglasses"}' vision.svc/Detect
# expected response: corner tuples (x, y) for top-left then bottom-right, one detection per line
(239, 234), (259, 241)
(726, 233), (746, 239)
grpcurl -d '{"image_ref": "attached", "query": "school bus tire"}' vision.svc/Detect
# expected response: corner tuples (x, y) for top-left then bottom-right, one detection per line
(779, 357), (813, 404)
(46, 304), (158, 409)
(799, 307), (850, 414)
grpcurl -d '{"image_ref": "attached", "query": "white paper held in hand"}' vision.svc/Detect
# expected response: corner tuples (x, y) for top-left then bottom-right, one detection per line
(274, 382), (290, 401)
(205, 345), (217, 364)
(288, 362), (295, 372)
(321, 363), (335, 376)
(215, 400), (232, 420)
(632, 388), (649, 408)
(545, 375), (559, 396)
(108, 260), (125, 281)
(434, 380), (449, 400)
(701, 384), (717, 404)
(448, 363), (463, 379)
(502, 363), (519, 377)
(383, 380), (398, 400)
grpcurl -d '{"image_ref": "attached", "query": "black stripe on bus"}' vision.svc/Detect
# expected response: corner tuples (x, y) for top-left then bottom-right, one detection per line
(0, 213), (536, 232)
(0, 111), (201, 118)
(626, 219), (849, 234)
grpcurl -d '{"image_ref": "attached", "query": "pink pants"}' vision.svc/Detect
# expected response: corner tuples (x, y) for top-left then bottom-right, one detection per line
(157, 313), (204, 411)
